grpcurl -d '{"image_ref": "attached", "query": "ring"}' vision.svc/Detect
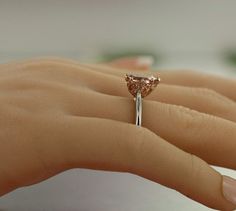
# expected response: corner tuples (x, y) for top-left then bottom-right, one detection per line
(125, 74), (160, 127)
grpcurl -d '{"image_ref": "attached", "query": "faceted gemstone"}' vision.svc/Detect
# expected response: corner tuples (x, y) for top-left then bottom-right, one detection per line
(125, 74), (160, 98)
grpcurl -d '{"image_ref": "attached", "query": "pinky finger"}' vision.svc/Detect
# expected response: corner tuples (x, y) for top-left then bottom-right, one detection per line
(52, 115), (236, 211)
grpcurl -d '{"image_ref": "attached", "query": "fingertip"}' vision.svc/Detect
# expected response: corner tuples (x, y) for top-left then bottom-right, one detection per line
(109, 56), (154, 70)
(222, 175), (236, 209)
(136, 56), (154, 68)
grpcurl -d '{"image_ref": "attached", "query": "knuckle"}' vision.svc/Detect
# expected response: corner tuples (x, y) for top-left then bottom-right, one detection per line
(166, 103), (216, 144)
(18, 58), (64, 76)
(193, 87), (235, 105)
(193, 87), (219, 97)
(167, 103), (202, 130)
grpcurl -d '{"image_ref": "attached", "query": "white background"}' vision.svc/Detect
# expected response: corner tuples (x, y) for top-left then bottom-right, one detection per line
(0, 1), (236, 210)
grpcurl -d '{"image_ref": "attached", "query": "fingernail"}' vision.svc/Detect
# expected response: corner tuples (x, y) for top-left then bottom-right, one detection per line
(136, 56), (154, 67)
(222, 175), (236, 205)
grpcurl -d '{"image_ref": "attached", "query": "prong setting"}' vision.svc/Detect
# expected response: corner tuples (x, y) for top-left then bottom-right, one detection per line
(125, 74), (160, 98)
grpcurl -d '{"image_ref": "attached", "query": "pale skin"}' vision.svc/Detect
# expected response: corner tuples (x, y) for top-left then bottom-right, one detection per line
(0, 57), (236, 210)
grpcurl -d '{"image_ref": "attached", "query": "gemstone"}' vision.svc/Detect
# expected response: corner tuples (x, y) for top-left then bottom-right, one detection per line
(125, 74), (160, 98)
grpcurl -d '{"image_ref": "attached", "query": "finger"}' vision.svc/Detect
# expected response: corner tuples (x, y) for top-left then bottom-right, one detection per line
(76, 62), (236, 102)
(46, 59), (236, 124)
(149, 84), (236, 123)
(6, 58), (236, 181)
(77, 71), (236, 123)
(107, 56), (153, 70)
(5, 57), (236, 124)
(12, 57), (235, 104)
(9, 58), (236, 124)
(66, 90), (236, 171)
(156, 70), (236, 102)
(52, 115), (236, 210)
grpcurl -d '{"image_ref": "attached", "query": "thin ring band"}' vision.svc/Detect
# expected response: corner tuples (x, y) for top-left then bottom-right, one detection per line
(125, 74), (160, 127)
(135, 91), (142, 126)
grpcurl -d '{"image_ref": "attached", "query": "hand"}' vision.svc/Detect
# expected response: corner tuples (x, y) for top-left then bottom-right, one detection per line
(0, 57), (236, 211)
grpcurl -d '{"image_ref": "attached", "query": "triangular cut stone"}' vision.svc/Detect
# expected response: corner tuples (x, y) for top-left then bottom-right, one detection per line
(125, 74), (160, 98)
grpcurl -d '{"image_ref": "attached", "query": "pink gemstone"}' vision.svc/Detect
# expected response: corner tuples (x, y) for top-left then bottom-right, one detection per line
(125, 74), (160, 97)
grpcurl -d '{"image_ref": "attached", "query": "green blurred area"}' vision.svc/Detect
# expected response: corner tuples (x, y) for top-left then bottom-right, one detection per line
(98, 48), (236, 71)
(99, 49), (160, 65)
(224, 50), (236, 67)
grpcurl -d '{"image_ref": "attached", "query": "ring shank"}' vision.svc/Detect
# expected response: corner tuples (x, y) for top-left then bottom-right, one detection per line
(135, 91), (142, 126)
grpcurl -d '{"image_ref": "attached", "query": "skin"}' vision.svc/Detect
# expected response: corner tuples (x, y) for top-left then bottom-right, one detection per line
(0, 57), (236, 210)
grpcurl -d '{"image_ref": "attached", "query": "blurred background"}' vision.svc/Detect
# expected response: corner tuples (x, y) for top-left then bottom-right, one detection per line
(1, 0), (236, 74)
(0, 0), (236, 210)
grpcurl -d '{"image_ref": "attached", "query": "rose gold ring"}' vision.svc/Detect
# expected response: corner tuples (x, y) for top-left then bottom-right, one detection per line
(125, 74), (161, 127)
